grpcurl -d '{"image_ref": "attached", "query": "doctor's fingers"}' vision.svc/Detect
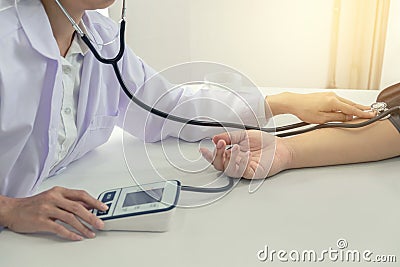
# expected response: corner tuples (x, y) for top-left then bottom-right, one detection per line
(47, 207), (96, 240)
(320, 112), (353, 123)
(337, 96), (371, 110)
(56, 198), (104, 231)
(60, 187), (108, 212)
(332, 99), (375, 119)
(44, 220), (84, 241)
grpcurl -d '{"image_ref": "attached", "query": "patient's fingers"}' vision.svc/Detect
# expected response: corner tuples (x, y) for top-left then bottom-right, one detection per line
(199, 140), (226, 171)
(234, 151), (252, 179)
(224, 145), (249, 178)
(213, 131), (249, 146)
(212, 132), (232, 145)
(199, 148), (214, 163)
(241, 152), (255, 179)
(212, 140), (226, 171)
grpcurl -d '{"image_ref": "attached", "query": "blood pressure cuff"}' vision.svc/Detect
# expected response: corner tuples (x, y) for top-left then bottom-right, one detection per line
(377, 82), (400, 133)
(389, 113), (400, 133)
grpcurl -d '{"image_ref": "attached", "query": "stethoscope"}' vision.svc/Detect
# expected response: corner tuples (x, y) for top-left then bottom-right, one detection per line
(55, 0), (399, 138)
(55, 0), (399, 192)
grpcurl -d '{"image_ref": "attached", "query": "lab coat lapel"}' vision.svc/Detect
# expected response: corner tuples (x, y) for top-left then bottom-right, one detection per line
(16, 0), (60, 61)
(75, 13), (107, 136)
(76, 54), (102, 137)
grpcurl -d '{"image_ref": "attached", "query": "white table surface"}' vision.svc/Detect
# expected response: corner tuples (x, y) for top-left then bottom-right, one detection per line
(1, 88), (399, 267)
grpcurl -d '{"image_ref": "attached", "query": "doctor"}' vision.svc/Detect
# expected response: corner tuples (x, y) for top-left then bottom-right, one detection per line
(0, 0), (374, 240)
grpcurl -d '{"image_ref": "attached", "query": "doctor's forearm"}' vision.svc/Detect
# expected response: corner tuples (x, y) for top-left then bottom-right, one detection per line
(285, 119), (400, 169)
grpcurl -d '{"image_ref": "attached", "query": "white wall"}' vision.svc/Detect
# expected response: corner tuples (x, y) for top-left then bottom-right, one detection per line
(188, 0), (334, 88)
(111, 0), (399, 89)
(109, 0), (335, 88)
(109, 0), (191, 71)
(380, 0), (400, 90)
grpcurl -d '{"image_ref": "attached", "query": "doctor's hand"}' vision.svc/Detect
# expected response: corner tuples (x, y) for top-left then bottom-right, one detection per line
(200, 130), (292, 179)
(2, 187), (108, 241)
(266, 92), (375, 124)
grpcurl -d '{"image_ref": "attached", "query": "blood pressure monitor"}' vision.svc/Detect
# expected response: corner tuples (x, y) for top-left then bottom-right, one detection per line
(93, 180), (180, 232)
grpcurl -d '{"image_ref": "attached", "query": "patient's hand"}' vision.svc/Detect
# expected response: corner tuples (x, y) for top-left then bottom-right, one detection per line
(200, 130), (292, 179)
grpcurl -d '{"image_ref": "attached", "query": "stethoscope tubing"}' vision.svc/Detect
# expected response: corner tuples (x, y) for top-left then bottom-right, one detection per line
(275, 107), (399, 137)
(79, 18), (400, 139)
(81, 20), (390, 137)
(54, 5), (400, 191)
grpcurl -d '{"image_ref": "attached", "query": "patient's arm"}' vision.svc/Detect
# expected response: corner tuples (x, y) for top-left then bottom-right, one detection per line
(200, 119), (400, 178)
(286, 119), (400, 169)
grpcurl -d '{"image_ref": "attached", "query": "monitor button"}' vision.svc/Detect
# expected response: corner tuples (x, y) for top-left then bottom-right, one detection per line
(101, 191), (116, 203)
(97, 203), (112, 216)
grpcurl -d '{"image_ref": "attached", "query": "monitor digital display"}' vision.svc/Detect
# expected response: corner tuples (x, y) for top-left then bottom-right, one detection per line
(122, 188), (164, 207)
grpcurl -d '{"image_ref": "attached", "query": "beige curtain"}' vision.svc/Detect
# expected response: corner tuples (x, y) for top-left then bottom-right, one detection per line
(327, 0), (391, 90)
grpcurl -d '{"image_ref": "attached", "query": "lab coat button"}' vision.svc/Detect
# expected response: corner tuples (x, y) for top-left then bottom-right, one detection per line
(64, 107), (72, 114)
(62, 65), (71, 75)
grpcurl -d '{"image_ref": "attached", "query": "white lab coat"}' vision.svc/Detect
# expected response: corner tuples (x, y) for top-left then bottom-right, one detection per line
(0, 0), (267, 197)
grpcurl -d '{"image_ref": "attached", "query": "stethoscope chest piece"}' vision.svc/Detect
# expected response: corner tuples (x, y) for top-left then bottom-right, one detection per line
(371, 102), (390, 120)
